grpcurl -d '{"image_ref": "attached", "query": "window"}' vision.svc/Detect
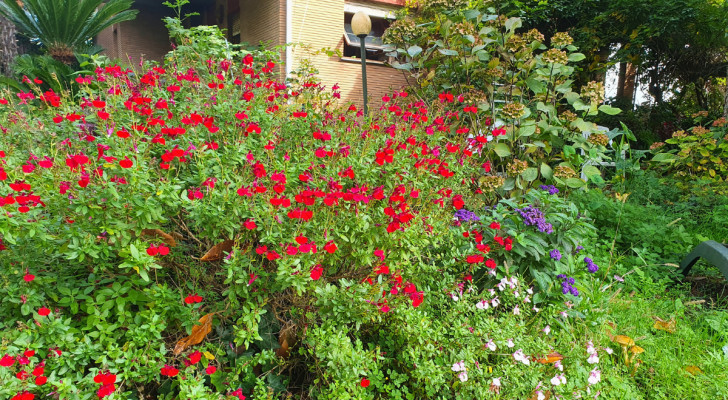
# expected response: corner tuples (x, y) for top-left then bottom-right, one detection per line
(343, 12), (392, 62)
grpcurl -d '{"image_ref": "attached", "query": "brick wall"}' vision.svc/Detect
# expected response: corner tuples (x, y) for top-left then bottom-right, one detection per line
(97, 4), (173, 66)
(289, 0), (410, 106)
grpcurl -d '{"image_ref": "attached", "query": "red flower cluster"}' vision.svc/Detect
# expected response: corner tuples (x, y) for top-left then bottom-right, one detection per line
(93, 372), (117, 398)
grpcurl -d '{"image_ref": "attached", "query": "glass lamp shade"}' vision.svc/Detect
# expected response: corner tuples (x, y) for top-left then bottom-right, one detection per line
(351, 11), (372, 37)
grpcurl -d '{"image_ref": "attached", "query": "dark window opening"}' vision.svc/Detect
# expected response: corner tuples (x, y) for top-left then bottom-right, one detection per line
(343, 12), (392, 62)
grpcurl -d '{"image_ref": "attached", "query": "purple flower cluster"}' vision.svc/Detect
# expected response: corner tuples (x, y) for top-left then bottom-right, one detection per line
(454, 208), (480, 222)
(550, 249), (562, 261)
(575, 245), (584, 254)
(539, 185), (559, 195)
(557, 274), (579, 296)
(584, 257), (599, 273)
(517, 205), (553, 234)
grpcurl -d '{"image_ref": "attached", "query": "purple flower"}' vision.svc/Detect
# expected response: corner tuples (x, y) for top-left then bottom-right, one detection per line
(454, 209), (480, 223)
(517, 205), (553, 234)
(539, 185), (559, 195)
(550, 249), (562, 261)
(559, 275), (578, 296)
(575, 245), (584, 254)
(585, 257), (599, 273)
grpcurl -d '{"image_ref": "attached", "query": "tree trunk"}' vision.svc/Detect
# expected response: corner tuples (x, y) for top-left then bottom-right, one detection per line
(616, 62), (637, 107)
(724, 65), (728, 118)
(0, 16), (18, 76)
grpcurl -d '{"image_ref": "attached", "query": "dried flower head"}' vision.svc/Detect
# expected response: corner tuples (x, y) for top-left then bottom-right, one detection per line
(507, 159), (528, 175)
(480, 175), (505, 191)
(551, 32), (574, 47)
(587, 133), (609, 147)
(554, 165), (577, 179)
(501, 102), (526, 119)
(542, 48), (568, 64)
(524, 28), (544, 43)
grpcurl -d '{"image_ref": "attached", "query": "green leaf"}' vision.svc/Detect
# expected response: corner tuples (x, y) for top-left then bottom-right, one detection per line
(407, 45), (422, 57)
(505, 17), (522, 32)
(518, 123), (536, 137)
(651, 153), (679, 163)
(582, 165), (601, 179)
(565, 178), (586, 188)
(463, 9), (480, 20)
(438, 48), (459, 56)
(568, 52), (586, 62)
(540, 163), (553, 180)
(525, 77), (546, 94)
(130, 243), (139, 259)
(493, 143), (511, 157)
(521, 167), (538, 182)
(598, 105), (622, 115)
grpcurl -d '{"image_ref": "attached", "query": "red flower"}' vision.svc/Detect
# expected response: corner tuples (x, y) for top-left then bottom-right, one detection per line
(146, 245), (159, 256)
(244, 219), (257, 230)
(11, 391), (34, 400)
(184, 294), (203, 304)
(360, 377), (370, 388)
(158, 245), (170, 256)
(23, 350), (35, 358)
(32, 365), (44, 376)
(206, 365), (217, 375)
(310, 264), (323, 280)
(323, 241), (337, 254)
(189, 351), (202, 365)
(489, 222), (501, 230)
(0, 354), (14, 367)
(160, 364), (179, 377)
(119, 158), (133, 169)
(38, 307), (50, 316)
(23, 273), (35, 282)
(35, 375), (47, 385)
(485, 259), (497, 269)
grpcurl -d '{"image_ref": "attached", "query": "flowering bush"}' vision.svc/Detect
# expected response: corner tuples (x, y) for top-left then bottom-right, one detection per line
(0, 15), (616, 400)
(649, 116), (728, 186)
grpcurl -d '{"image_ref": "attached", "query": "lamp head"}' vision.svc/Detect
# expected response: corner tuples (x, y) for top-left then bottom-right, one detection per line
(351, 11), (372, 37)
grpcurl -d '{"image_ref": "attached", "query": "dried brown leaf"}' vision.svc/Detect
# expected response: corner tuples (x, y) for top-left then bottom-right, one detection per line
(200, 240), (235, 262)
(685, 365), (703, 375)
(653, 319), (676, 333)
(141, 228), (177, 247)
(173, 313), (214, 355)
(535, 352), (564, 364)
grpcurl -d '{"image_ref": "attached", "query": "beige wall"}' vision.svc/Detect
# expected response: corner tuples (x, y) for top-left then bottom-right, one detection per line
(289, 0), (409, 106)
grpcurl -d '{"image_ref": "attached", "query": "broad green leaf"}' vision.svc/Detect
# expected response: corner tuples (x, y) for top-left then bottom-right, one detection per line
(568, 52), (586, 62)
(407, 45), (422, 57)
(505, 17), (522, 32)
(521, 167), (538, 182)
(463, 9), (481, 20)
(582, 165), (601, 178)
(493, 143), (511, 157)
(651, 153), (679, 163)
(130, 243), (139, 259)
(540, 163), (553, 180)
(598, 104), (622, 115)
(518, 123), (536, 137)
(438, 48), (459, 56)
(526, 77), (546, 94)
(565, 178), (586, 188)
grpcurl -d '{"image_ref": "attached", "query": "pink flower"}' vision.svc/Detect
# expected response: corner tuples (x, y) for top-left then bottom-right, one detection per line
(451, 361), (465, 372)
(588, 368), (601, 385)
(550, 374), (566, 386)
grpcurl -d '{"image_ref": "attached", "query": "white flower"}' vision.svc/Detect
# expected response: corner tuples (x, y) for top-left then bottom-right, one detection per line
(514, 290), (520, 298)
(458, 371), (468, 382)
(614, 274), (624, 282)
(523, 295), (531, 303)
(451, 360), (465, 372)
(506, 338), (515, 348)
(510, 276), (518, 286)
(513, 305), (521, 315)
(604, 347), (613, 355)
(492, 377), (501, 387)
(588, 368), (601, 385)
(532, 306), (540, 312)
(527, 287), (534, 295)
(550, 374), (566, 386)
(560, 311), (568, 319)
(476, 300), (489, 310)
(554, 360), (563, 371)
(451, 293), (459, 301)
(536, 391), (546, 400)
(586, 341), (597, 355)
(513, 349), (530, 365)
(486, 339), (496, 351)
(491, 297), (500, 307)
(587, 352), (599, 364)
(542, 325), (551, 335)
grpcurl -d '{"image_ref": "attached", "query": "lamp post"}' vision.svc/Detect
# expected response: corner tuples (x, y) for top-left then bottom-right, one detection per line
(351, 11), (371, 115)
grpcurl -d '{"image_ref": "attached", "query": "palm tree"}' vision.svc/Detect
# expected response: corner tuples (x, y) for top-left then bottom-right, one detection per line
(0, 16), (18, 75)
(0, 0), (137, 65)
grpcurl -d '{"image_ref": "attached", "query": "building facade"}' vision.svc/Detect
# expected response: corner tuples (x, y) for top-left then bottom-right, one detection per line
(96, 0), (410, 105)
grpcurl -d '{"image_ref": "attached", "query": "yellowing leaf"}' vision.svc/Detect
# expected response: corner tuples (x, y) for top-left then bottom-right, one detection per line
(653, 319), (676, 333)
(203, 351), (215, 360)
(200, 240), (235, 262)
(173, 313), (214, 355)
(685, 365), (703, 375)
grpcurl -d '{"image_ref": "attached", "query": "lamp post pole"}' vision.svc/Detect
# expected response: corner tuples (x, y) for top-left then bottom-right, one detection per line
(351, 11), (372, 116)
(357, 33), (368, 115)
